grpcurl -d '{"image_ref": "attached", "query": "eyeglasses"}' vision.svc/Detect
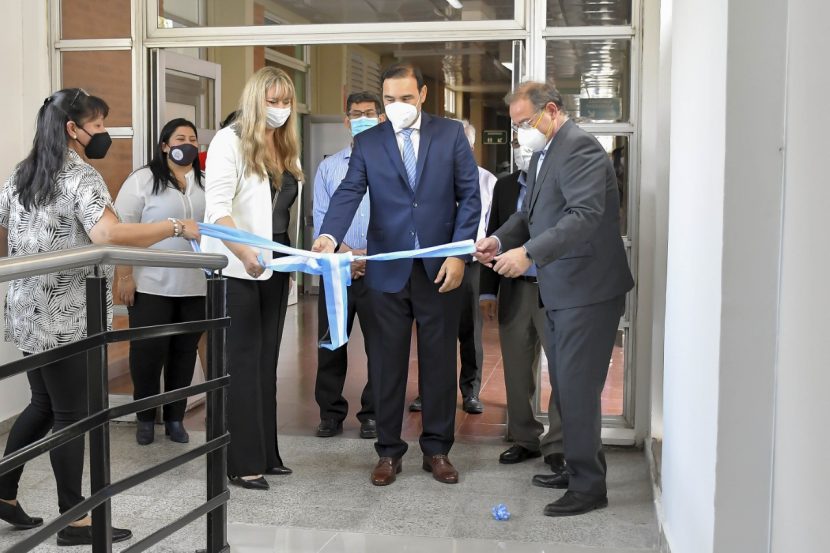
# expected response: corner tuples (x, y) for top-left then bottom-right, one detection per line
(346, 109), (378, 119)
(510, 111), (544, 133)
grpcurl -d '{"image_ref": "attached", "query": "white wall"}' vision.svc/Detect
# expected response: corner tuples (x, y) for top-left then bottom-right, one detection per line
(771, 0), (830, 551)
(659, 0), (728, 549)
(0, 0), (51, 423)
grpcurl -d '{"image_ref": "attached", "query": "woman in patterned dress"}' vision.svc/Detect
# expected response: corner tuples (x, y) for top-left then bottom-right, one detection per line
(0, 88), (199, 546)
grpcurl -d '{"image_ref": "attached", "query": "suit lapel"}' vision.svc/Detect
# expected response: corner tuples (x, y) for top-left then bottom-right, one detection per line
(524, 153), (540, 212)
(381, 122), (411, 191)
(414, 111), (433, 191)
(528, 120), (574, 216)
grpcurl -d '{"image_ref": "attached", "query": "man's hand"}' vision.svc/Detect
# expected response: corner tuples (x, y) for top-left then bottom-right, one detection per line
(492, 247), (532, 278)
(480, 298), (497, 321)
(350, 249), (367, 280)
(474, 236), (500, 264)
(435, 257), (465, 293)
(312, 235), (336, 254)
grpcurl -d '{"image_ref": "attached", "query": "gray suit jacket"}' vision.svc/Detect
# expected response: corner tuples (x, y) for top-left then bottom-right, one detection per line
(493, 119), (634, 310)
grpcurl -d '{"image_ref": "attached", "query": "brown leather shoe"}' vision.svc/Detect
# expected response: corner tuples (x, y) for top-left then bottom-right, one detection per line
(371, 457), (402, 486)
(422, 454), (459, 484)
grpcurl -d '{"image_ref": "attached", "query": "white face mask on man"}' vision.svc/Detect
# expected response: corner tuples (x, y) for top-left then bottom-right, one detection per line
(384, 102), (419, 132)
(266, 106), (291, 128)
(516, 126), (549, 153)
(513, 146), (535, 173)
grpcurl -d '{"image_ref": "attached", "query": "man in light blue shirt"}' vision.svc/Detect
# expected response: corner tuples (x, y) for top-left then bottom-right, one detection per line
(311, 91), (384, 439)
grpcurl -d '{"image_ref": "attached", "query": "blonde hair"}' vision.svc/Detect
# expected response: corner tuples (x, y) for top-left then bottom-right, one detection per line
(235, 67), (304, 187)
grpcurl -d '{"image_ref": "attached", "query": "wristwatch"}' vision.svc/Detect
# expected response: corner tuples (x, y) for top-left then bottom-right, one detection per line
(523, 246), (533, 261)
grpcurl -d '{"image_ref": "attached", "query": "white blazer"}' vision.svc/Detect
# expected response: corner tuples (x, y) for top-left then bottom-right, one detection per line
(202, 125), (302, 280)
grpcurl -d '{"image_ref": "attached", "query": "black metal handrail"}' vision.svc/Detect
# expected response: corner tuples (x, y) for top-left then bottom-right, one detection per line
(0, 246), (230, 553)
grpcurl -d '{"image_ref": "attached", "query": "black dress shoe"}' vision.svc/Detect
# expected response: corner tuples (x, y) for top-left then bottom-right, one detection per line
(499, 445), (542, 464)
(543, 491), (608, 517)
(57, 525), (132, 546)
(315, 419), (343, 437)
(0, 500), (43, 530)
(229, 476), (269, 490)
(359, 419), (377, 439)
(164, 421), (189, 443)
(408, 396), (422, 412)
(265, 465), (293, 475)
(544, 453), (567, 473)
(135, 421), (155, 445)
(462, 396), (484, 414)
(532, 472), (570, 489)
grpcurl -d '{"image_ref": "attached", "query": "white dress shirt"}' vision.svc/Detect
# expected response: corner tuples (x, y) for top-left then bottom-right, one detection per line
(394, 113), (422, 157)
(477, 166), (497, 241)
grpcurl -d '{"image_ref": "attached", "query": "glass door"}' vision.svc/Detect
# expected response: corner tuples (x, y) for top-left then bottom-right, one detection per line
(149, 49), (221, 154)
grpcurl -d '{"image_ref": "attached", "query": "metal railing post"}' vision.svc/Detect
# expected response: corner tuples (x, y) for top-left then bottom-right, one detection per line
(86, 273), (113, 552)
(205, 274), (229, 553)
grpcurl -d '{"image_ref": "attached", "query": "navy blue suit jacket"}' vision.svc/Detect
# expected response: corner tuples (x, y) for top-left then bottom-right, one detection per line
(319, 112), (481, 293)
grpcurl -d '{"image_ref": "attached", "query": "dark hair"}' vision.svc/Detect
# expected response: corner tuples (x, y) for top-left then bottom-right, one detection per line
(219, 111), (238, 129)
(345, 91), (382, 114)
(14, 88), (109, 211)
(147, 118), (203, 195)
(505, 81), (565, 112)
(381, 63), (425, 90)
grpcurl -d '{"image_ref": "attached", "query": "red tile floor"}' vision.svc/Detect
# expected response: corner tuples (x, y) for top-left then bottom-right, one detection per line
(109, 295), (625, 442)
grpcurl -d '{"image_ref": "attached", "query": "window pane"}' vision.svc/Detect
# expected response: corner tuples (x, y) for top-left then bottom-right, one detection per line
(61, 0), (131, 39)
(546, 0), (632, 27)
(594, 135), (629, 236)
(158, 0), (516, 27)
(86, 139), (133, 200)
(165, 69), (217, 130)
(546, 39), (630, 123)
(61, 50), (132, 127)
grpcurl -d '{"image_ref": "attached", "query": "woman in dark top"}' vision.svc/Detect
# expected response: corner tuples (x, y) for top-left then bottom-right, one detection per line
(201, 67), (302, 490)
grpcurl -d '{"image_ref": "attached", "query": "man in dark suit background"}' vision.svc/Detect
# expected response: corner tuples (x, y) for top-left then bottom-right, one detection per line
(479, 141), (564, 470)
(476, 82), (634, 516)
(313, 63), (480, 487)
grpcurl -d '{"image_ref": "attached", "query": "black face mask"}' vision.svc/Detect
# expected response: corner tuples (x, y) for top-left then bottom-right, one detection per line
(76, 125), (112, 159)
(168, 143), (198, 166)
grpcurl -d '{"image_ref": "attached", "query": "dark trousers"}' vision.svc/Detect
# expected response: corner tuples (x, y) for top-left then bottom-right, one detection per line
(314, 277), (374, 423)
(368, 260), (462, 459)
(225, 272), (289, 477)
(546, 294), (625, 497)
(128, 292), (205, 422)
(458, 262), (484, 399)
(0, 352), (87, 513)
(498, 278), (562, 454)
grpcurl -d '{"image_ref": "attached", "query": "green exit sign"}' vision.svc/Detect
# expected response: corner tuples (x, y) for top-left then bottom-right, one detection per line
(482, 130), (508, 145)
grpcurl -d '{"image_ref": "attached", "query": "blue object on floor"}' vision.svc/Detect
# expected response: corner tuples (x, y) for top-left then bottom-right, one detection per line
(491, 503), (511, 520)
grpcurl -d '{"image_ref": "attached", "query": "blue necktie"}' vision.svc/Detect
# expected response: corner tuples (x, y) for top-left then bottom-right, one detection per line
(400, 128), (417, 190)
(400, 128), (419, 247)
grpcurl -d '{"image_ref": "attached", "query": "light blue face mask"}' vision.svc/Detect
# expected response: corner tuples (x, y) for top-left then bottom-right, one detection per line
(350, 116), (379, 136)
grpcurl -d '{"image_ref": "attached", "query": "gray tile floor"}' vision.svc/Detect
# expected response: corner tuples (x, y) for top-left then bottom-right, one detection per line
(0, 426), (657, 552)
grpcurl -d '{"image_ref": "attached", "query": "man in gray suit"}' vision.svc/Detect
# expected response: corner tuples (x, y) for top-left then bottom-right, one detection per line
(475, 82), (634, 517)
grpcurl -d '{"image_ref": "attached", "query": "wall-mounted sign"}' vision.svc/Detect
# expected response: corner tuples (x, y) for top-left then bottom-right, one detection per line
(482, 130), (508, 145)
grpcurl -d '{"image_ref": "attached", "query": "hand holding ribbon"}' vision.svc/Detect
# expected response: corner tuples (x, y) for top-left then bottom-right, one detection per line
(196, 223), (475, 350)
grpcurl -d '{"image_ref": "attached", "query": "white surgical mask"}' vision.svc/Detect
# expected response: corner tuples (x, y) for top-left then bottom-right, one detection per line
(266, 106), (291, 128)
(384, 102), (419, 132)
(513, 146), (534, 173)
(517, 126), (549, 153)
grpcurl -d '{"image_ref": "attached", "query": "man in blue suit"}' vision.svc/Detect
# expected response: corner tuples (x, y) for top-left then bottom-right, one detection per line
(313, 63), (480, 486)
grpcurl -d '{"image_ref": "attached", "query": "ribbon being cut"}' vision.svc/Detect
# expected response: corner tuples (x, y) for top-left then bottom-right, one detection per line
(195, 222), (475, 351)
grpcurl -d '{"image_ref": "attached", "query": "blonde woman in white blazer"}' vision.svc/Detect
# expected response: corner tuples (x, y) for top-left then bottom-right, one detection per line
(202, 67), (303, 490)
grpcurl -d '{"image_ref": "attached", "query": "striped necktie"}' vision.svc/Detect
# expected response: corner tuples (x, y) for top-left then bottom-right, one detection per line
(400, 127), (417, 190)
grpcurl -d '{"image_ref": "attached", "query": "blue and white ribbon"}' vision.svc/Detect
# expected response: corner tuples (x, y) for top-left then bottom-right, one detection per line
(196, 222), (474, 350)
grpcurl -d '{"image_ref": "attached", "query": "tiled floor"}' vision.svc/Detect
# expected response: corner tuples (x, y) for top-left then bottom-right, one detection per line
(109, 294), (626, 441)
(0, 428), (658, 553)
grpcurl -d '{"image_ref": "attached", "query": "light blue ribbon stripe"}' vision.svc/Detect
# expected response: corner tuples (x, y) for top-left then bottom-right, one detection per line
(196, 222), (474, 350)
